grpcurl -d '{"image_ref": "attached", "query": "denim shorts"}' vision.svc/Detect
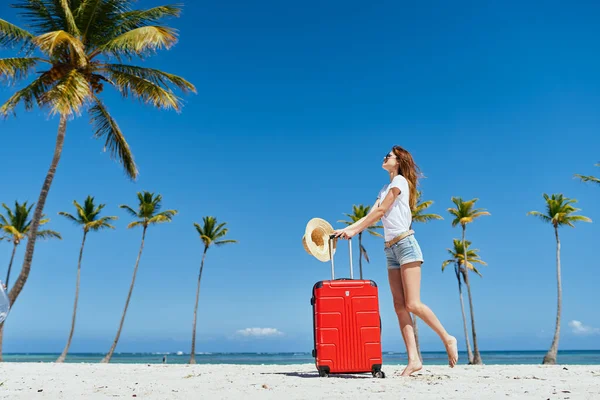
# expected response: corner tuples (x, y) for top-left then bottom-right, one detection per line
(384, 235), (424, 269)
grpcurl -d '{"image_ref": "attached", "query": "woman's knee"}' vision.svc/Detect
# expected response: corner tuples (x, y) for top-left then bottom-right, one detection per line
(405, 301), (422, 314)
(393, 299), (407, 314)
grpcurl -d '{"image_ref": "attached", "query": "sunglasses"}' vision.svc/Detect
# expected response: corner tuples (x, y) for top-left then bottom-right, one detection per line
(384, 154), (397, 160)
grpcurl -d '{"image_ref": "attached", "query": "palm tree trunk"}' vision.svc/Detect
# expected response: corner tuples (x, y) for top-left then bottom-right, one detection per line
(56, 231), (87, 363)
(0, 243), (17, 362)
(456, 265), (473, 364)
(462, 225), (482, 365)
(543, 226), (561, 365)
(412, 314), (423, 362)
(190, 248), (208, 364)
(0, 116), (67, 362)
(358, 233), (363, 279)
(8, 116), (67, 307)
(101, 226), (147, 363)
(5, 243), (18, 290)
(0, 325), (3, 362)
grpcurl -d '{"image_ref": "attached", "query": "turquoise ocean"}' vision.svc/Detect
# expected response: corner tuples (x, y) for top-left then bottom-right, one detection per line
(3, 350), (599, 365)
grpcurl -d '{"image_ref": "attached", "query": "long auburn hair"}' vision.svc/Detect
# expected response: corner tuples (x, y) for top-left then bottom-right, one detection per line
(392, 145), (421, 210)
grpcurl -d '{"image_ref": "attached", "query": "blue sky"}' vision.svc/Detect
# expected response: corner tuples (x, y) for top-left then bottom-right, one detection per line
(1, 0), (599, 355)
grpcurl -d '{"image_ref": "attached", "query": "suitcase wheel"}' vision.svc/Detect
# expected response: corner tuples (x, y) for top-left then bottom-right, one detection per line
(318, 367), (330, 377)
(372, 370), (385, 379)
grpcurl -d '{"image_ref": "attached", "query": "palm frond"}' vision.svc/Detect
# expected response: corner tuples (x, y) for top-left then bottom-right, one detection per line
(11, 0), (62, 34)
(36, 229), (62, 240)
(214, 239), (237, 246)
(89, 95), (138, 179)
(74, 200), (88, 221)
(157, 209), (177, 219)
(412, 213), (444, 223)
(526, 211), (551, 223)
(115, 5), (183, 33)
(58, 0), (80, 36)
(412, 192), (443, 223)
(0, 18), (34, 48)
(360, 243), (370, 263)
(42, 69), (92, 116)
(2, 225), (21, 238)
(574, 163), (600, 185)
(447, 197), (489, 227)
(199, 234), (212, 247)
(101, 64), (196, 94)
(58, 211), (80, 224)
(119, 204), (139, 218)
(213, 221), (227, 235)
(98, 26), (178, 58)
(86, 218), (116, 231)
(0, 57), (45, 84)
(528, 193), (591, 228)
(148, 210), (177, 225)
(564, 215), (592, 227)
(470, 265), (483, 277)
(0, 75), (52, 117)
(575, 174), (600, 185)
(193, 222), (204, 236)
(127, 220), (143, 229)
(441, 259), (453, 272)
(443, 239), (487, 275)
(33, 30), (86, 66)
(367, 229), (383, 238)
(471, 211), (491, 219)
(195, 217), (235, 249)
(105, 68), (182, 111)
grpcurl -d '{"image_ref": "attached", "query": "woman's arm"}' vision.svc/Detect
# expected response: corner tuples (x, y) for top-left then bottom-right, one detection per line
(333, 188), (400, 239)
(340, 198), (380, 231)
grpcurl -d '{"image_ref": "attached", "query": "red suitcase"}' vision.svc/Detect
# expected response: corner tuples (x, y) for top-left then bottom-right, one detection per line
(310, 235), (385, 378)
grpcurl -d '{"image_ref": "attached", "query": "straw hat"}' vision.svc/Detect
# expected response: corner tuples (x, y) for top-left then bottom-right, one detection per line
(303, 218), (337, 262)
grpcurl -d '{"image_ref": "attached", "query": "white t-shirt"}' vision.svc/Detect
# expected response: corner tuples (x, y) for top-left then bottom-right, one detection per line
(377, 175), (412, 241)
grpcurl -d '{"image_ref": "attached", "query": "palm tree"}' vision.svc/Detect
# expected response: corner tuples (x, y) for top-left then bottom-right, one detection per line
(189, 217), (237, 364)
(527, 193), (591, 364)
(442, 239), (486, 364)
(0, 200), (60, 361)
(575, 163), (600, 186)
(447, 197), (490, 365)
(410, 191), (443, 361)
(412, 191), (444, 224)
(0, 1), (195, 318)
(338, 204), (383, 279)
(56, 196), (117, 363)
(0, 201), (61, 290)
(101, 192), (177, 363)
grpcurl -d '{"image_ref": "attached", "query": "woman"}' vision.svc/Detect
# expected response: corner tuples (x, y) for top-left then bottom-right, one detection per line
(333, 145), (458, 377)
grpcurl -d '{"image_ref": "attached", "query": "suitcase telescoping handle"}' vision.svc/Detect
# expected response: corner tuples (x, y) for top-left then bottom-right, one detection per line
(328, 234), (353, 280)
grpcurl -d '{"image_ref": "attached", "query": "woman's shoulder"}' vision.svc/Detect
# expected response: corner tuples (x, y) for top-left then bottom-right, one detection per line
(391, 175), (409, 188)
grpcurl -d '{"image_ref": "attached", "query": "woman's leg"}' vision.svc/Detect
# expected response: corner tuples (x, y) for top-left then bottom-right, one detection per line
(401, 261), (458, 367)
(388, 268), (423, 376)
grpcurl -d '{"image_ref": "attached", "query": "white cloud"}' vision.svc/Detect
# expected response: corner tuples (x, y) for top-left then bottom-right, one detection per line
(569, 320), (600, 336)
(235, 328), (284, 338)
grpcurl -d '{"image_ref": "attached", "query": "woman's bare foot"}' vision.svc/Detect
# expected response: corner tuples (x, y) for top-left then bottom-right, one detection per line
(400, 359), (423, 377)
(444, 336), (458, 367)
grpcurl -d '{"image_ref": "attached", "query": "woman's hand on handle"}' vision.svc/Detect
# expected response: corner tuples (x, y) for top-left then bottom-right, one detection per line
(332, 227), (357, 239)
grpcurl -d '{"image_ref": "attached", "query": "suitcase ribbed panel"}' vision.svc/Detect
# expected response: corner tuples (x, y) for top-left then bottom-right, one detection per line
(313, 280), (382, 375)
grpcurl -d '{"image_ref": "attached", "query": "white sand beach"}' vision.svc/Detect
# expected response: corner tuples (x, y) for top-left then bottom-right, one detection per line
(0, 363), (598, 399)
